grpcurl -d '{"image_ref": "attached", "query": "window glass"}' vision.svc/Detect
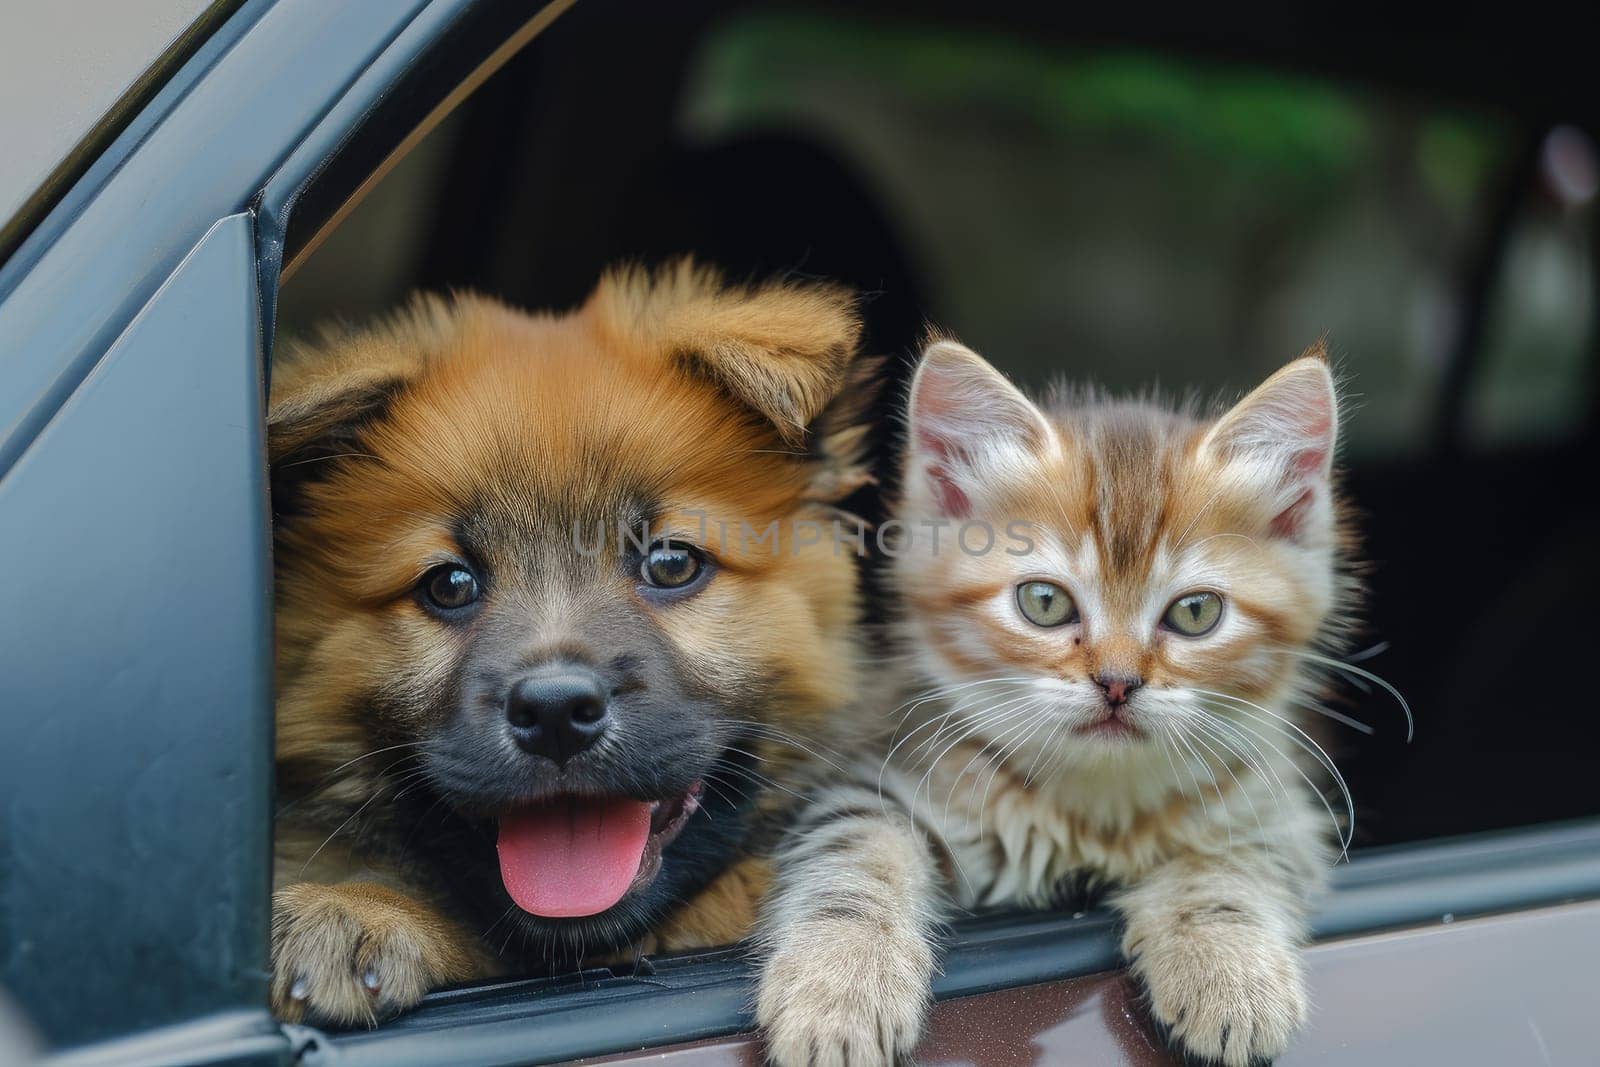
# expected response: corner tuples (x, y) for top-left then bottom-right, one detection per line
(278, 5), (1600, 849)
(1466, 126), (1597, 447)
(681, 10), (1512, 459)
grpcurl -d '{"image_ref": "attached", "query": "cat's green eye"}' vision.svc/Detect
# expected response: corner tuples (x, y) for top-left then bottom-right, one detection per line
(1016, 581), (1077, 627)
(1163, 591), (1223, 636)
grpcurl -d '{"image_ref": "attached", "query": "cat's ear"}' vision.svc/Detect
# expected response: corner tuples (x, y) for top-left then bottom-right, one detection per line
(1200, 343), (1339, 541)
(905, 339), (1053, 518)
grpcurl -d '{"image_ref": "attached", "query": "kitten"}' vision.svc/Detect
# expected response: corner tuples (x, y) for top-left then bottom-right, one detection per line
(757, 339), (1355, 1067)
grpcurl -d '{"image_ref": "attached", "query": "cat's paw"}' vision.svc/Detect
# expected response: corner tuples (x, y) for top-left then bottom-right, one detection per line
(270, 882), (475, 1027)
(756, 917), (933, 1067)
(1126, 914), (1307, 1067)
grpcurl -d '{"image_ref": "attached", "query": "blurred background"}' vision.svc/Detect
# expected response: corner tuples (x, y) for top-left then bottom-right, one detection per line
(281, 2), (1599, 850)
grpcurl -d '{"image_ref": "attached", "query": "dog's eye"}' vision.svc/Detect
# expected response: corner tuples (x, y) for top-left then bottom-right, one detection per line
(420, 563), (480, 612)
(641, 542), (703, 589)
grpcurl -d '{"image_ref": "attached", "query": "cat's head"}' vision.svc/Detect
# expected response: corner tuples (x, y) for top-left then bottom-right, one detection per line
(890, 338), (1353, 770)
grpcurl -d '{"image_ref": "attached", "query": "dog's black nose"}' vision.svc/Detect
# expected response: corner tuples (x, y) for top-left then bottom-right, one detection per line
(505, 670), (609, 765)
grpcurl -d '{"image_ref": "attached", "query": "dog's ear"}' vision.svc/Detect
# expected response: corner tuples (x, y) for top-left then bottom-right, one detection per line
(267, 296), (453, 514)
(268, 369), (409, 518)
(802, 353), (882, 503)
(268, 371), (405, 466)
(588, 260), (864, 446)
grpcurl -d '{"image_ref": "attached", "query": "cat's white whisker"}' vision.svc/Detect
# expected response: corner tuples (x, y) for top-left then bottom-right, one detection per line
(911, 697), (1042, 814)
(1188, 687), (1354, 810)
(1168, 722), (1221, 826)
(885, 678), (1033, 766)
(1189, 715), (1273, 824)
(904, 687), (1037, 766)
(1183, 530), (1262, 553)
(1273, 646), (1414, 741)
(1346, 640), (1390, 663)
(1155, 722), (1197, 812)
(1195, 699), (1352, 857)
(1285, 694), (1374, 735)
(1182, 719), (1268, 849)
(971, 705), (1055, 838)
(1020, 708), (1073, 787)
(711, 750), (810, 802)
(1171, 483), (1228, 551)
(720, 719), (849, 771)
(889, 675), (1037, 719)
(1190, 710), (1291, 832)
(1182, 723), (1236, 852)
(915, 696), (1043, 819)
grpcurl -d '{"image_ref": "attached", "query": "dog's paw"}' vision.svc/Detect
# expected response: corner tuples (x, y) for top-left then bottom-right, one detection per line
(1126, 913), (1307, 1067)
(757, 918), (932, 1067)
(270, 882), (475, 1027)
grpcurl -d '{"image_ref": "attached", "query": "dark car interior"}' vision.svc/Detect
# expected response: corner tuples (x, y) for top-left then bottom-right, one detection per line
(282, 0), (1600, 856)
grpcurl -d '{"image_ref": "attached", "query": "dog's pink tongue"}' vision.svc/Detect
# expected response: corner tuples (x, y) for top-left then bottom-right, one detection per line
(497, 797), (653, 918)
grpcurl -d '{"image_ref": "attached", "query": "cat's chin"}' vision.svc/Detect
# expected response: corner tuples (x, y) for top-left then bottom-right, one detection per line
(1072, 711), (1146, 741)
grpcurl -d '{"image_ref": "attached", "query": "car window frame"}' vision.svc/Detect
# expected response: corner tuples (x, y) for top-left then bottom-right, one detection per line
(259, 5), (1600, 1061)
(0, 2), (502, 1063)
(307, 819), (1600, 1067)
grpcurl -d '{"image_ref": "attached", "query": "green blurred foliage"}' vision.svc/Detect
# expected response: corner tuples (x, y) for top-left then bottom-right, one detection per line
(693, 11), (1498, 202)
(683, 9), (1537, 456)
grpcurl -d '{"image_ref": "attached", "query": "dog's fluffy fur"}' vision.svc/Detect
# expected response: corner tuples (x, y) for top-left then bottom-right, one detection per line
(268, 261), (872, 1026)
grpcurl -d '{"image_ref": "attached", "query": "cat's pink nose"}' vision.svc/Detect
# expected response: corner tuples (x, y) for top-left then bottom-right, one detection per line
(1095, 673), (1143, 706)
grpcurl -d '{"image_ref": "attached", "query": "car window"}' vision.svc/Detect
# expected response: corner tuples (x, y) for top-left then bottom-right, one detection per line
(680, 11), (1521, 463)
(279, 0), (1599, 877)
(1465, 125), (1597, 447)
(252, 6), (1600, 1062)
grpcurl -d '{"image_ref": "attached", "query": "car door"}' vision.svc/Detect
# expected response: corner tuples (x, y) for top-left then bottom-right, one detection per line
(0, 2), (508, 1061)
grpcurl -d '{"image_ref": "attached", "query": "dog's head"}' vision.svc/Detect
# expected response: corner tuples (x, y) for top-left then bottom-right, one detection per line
(270, 261), (870, 953)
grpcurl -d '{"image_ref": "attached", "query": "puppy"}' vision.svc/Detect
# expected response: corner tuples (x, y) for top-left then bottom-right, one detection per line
(268, 261), (872, 1026)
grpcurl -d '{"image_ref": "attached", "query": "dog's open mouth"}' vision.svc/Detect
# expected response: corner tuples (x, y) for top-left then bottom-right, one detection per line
(494, 782), (703, 919)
